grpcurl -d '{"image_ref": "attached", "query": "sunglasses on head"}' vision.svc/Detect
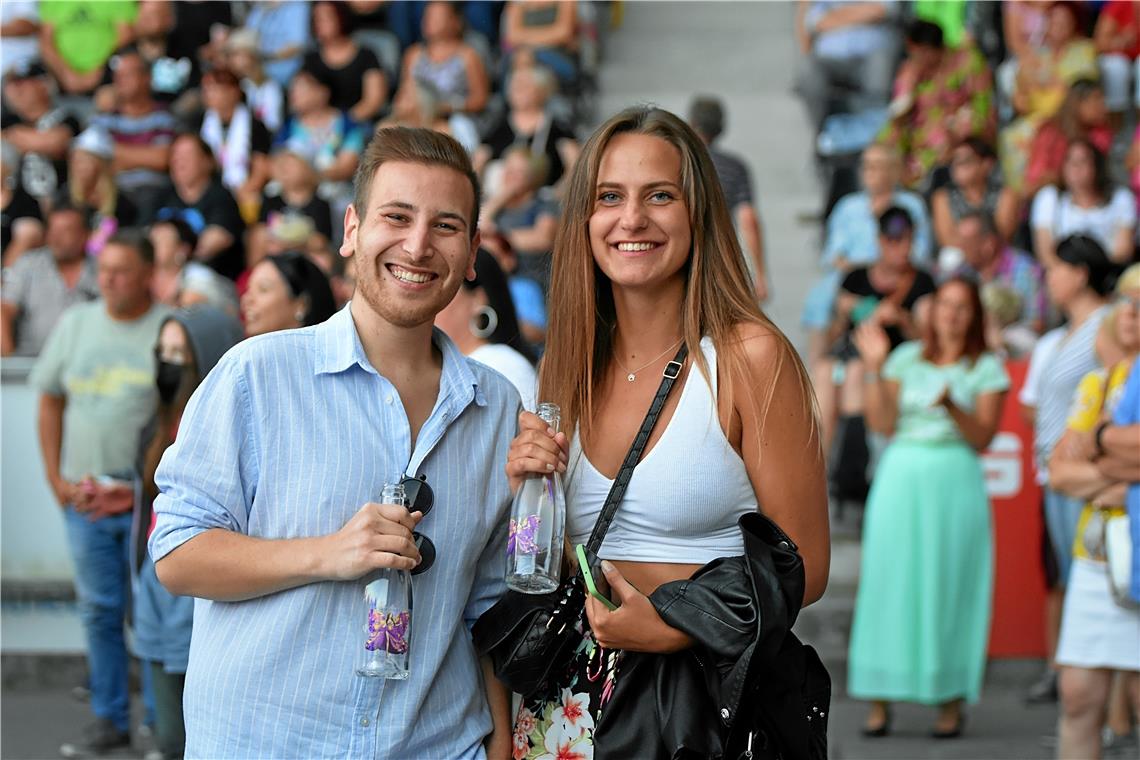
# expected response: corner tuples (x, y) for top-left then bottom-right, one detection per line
(400, 475), (436, 576)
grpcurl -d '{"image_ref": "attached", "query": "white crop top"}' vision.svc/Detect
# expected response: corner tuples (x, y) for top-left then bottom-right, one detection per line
(566, 337), (757, 563)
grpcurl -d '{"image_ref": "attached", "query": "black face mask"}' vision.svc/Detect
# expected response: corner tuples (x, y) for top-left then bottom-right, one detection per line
(156, 361), (185, 405)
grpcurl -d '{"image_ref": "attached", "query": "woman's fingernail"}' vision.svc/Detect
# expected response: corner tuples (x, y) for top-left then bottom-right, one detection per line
(601, 560), (614, 574)
(546, 463), (555, 471)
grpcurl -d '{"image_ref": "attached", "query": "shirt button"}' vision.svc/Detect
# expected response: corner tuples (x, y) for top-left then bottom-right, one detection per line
(360, 717), (370, 727)
(385, 396), (393, 405)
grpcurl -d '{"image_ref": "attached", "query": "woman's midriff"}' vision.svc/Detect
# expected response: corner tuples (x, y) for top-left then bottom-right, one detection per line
(609, 560), (706, 596)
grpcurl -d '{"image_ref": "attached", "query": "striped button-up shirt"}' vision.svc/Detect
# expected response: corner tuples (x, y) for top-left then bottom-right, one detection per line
(150, 305), (521, 759)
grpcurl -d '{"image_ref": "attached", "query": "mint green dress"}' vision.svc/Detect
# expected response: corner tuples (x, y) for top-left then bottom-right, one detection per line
(847, 342), (1010, 705)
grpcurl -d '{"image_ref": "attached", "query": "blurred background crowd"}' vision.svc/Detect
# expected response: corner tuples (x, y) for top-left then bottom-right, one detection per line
(2, 1), (1140, 759)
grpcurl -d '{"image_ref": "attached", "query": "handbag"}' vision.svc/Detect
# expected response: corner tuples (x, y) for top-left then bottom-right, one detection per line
(471, 345), (689, 698)
(1104, 513), (1138, 609)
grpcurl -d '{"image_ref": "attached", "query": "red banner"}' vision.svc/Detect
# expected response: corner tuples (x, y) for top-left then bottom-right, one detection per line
(981, 359), (1047, 658)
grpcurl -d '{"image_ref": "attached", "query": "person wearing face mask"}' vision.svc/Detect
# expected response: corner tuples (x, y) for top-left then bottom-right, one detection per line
(132, 305), (243, 760)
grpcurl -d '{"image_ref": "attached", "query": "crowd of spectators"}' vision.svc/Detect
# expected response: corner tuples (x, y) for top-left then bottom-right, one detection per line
(795, 0), (1139, 752)
(0, 2), (614, 757)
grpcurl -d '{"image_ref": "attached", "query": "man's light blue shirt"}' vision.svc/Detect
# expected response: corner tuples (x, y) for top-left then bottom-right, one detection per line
(1112, 358), (1140, 603)
(150, 305), (521, 759)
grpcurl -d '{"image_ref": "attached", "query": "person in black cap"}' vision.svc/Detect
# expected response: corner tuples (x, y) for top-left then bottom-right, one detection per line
(814, 205), (936, 455)
(1, 60), (80, 206)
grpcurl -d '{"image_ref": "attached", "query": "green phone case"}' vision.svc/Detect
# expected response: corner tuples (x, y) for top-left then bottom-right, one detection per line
(575, 544), (617, 611)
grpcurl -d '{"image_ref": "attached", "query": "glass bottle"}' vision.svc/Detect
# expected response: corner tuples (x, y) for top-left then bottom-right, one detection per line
(506, 402), (566, 594)
(356, 482), (413, 679)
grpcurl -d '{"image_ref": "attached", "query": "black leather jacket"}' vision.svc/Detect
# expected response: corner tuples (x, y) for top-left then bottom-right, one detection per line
(592, 513), (830, 760)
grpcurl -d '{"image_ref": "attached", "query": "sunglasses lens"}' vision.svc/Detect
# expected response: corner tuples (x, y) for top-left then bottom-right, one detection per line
(411, 533), (436, 576)
(401, 476), (434, 517)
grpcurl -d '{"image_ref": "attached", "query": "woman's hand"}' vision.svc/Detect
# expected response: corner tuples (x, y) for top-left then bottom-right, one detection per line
(505, 411), (568, 493)
(853, 322), (891, 373)
(584, 561), (693, 654)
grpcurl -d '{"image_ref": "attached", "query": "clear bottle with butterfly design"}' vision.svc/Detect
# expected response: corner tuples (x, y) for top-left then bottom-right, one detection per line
(356, 482), (413, 679)
(506, 403), (566, 594)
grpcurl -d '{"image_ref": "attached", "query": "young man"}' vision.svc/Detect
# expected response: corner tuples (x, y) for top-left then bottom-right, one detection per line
(150, 127), (518, 759)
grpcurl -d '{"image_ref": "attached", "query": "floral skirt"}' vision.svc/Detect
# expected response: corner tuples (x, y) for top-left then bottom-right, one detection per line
(511, 621), (624, 760)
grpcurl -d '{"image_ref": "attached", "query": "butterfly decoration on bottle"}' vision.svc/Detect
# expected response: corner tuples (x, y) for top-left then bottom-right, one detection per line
(365, 609), (410, 653)
(507, 514), (541, 557)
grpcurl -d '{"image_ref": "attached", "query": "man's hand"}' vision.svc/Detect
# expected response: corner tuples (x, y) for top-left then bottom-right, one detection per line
(80, 481), (135, 521)
(316, 502), (423, 581)
(50, 477), (83, 508)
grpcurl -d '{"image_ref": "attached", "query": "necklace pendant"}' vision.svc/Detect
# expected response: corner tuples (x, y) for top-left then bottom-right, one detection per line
(627, 373), (636, 382)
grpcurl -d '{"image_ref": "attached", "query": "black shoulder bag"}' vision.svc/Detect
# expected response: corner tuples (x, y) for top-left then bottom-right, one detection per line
(471, 345), (689, 698)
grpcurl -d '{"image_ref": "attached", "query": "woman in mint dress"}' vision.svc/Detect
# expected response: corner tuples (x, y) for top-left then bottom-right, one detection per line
(848, 276), (1010, 738)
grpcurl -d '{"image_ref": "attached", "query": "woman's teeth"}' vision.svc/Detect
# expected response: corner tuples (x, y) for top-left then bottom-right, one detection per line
(616, 242), (656, 252)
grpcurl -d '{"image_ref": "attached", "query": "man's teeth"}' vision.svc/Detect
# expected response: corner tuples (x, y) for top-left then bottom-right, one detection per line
(391, 267), (431, 283)
(617, 242), (656, 252)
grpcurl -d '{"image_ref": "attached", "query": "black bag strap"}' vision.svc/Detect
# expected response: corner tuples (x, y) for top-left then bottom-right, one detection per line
(584, 343), (689, 556)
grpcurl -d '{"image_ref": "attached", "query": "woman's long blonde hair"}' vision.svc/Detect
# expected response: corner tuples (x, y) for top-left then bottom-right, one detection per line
(538, 106), (817, 445)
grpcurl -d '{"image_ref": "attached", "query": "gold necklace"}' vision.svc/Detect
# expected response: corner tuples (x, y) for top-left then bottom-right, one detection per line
(613, 337), (683, 382)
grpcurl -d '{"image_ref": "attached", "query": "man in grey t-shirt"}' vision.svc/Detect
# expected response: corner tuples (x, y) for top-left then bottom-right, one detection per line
(30, 229), (170, 757)
(1, 203), (98, 356)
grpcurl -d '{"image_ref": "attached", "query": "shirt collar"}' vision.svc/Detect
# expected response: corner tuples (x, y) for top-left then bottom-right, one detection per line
(314, 304), (484, 408)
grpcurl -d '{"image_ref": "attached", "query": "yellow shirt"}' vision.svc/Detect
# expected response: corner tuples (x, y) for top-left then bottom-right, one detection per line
(1065, 361), (1132, 561)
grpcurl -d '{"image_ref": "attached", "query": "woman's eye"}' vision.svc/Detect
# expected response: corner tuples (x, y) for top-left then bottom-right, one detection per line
(649, 191), (675, 203)
(598, 192), (620, 203)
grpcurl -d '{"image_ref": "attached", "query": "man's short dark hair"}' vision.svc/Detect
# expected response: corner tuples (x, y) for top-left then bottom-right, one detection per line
(957, 210), (998, 239)
(152, 216), (199, 252)
(906, 19), (944, 49)
(688, 96), (725, 142)
(878, 205), (914, 239)
(106, 228), (155, 265)
(49, 200), (92, 228)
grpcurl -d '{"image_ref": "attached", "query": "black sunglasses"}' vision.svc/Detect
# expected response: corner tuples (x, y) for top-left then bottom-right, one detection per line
(400, 475), (436, 576)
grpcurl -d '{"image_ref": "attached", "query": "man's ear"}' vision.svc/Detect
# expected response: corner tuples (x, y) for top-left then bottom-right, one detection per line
(466, 229), (482, 280)
(340, 204), (359, 259)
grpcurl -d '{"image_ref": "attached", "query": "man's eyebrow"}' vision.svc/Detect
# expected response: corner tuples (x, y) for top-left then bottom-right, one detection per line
(377, 201), (469, 229)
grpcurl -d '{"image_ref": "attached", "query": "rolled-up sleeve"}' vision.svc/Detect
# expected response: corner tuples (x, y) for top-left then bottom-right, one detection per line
(149, 354), (259, 562)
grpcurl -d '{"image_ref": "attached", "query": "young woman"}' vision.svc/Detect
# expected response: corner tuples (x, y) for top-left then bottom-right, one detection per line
(302, 1), (388, 124)
(503, 106), (829, 755)
(1048, 264), (1140, 760)
(1023, 78), (1112, 200)
(132, 306), (244, 760)
(849, 277), (1010, 738)
(930, 138), (1020, 250)
(434, 248), (537, 409)
(1031, 139), (1137, 266)
(399, 1), (489, 116)
(239, 251), (336, 337)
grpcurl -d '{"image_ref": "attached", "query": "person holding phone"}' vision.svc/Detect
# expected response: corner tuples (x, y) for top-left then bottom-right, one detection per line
(503, 106), (829, 757)
(849, 277), (1009, 738)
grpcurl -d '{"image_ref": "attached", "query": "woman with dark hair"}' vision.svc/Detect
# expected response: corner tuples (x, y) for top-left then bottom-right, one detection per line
(1023, 79), (1112, 200)
(931, 137), (1021, 249)
(849, 277), (1009, 738)
(435, 248), (537, 408)
(302, 1), (388, 123)
(1031, 139), (1138, 265)
(239, 252), (337, 336)
(500, 106), (829, 757)
(154, 133), (247, 280)
(133, 305), (244, 760)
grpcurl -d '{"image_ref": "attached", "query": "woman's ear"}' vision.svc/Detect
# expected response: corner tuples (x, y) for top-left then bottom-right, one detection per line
(294, 293), (311, 324)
